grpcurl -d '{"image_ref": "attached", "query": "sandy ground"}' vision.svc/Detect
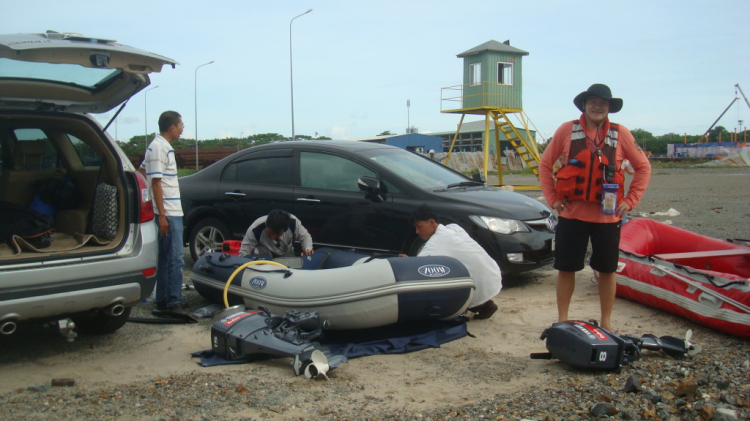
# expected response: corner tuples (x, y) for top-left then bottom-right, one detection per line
(0, 167), (748, 418)
(0, 266), (711, 406)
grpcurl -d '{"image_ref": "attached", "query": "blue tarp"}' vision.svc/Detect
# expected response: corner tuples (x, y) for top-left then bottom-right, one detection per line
(321, 318), (468, 358)
(192, 318), (468, 367)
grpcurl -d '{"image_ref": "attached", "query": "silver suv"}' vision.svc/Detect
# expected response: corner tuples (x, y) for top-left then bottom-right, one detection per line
(0, 31), (176, 338)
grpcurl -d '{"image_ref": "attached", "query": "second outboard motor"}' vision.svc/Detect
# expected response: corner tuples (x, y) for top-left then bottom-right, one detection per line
(530, 320), (692, 373)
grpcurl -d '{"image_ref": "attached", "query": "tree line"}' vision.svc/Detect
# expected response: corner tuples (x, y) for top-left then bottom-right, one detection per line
(117, 126), (747, 159)
(117, 133), (331, 158)
(631, 126), (747, 155)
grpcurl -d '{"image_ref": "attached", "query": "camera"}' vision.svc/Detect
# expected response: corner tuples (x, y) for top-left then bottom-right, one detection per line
(604, 164), (616, 182)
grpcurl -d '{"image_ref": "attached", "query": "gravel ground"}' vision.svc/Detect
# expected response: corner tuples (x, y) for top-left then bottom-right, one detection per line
(1, 167), (748, 421)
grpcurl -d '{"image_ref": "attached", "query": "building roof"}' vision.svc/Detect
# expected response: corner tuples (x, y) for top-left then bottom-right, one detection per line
(430, 120), (536, 136)
(457, 40), (529, 58)
(347, 134), (399, 143)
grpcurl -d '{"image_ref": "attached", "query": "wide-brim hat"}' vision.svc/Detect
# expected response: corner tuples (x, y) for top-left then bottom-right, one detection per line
(573, 84), (623, 113)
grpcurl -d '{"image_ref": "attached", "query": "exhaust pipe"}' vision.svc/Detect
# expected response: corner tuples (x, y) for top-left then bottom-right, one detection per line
(102, 303), (125, 317)
(1, 320), (17, 335)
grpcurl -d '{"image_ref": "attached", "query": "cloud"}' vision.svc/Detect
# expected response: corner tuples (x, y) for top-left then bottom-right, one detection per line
(216, 129), (237, 139)
(331, 126), (350, 139)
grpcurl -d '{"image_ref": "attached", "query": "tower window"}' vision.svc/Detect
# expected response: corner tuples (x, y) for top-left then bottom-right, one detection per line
(498, 62), (513, 85)
(469, 63), (481, 86)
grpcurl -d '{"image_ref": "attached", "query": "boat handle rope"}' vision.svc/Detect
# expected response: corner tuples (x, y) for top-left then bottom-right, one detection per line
(647, 255), (715, 283)
(652, 263), (750, 314)
(242, 266), (294, 278)
(223, 260), (289, 309)
(647, 255), (746, 289)
(363, 253), (399, 263)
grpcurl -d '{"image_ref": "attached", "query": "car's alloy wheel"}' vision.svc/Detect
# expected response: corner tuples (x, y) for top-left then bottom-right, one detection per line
(189, 218), (231, 261)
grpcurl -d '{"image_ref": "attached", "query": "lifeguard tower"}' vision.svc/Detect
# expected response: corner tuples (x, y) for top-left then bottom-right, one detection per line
(441, 40), (541, 187)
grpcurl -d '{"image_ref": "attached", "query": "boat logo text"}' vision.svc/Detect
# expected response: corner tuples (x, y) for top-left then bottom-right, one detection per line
(418, 264), (451, 277)
(249, 276), (268, 290)
(220, 312), (252, 326)
(573, 321), (608, 341)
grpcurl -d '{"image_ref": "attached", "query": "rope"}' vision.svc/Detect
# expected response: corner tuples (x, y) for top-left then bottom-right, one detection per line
(223, 260), (288, 308)
(652, 263), (750, 314)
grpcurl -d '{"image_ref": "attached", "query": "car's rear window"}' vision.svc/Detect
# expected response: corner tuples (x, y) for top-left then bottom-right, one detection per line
(69, 135), (102, 166)
(12, 129), (61, 170)
(0, 58), (120, 90)
(222, 156), (292, 185)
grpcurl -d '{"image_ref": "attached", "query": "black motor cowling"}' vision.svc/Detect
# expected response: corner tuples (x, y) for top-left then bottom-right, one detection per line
(210, 305), (347, 378)
(530, 320), (690, 373)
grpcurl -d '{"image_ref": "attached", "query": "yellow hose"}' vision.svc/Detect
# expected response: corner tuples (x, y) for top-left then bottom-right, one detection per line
(223, 260), (288, 308)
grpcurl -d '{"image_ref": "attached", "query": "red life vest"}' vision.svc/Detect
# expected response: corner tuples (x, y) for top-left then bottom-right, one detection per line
(554, 120), (625, 203)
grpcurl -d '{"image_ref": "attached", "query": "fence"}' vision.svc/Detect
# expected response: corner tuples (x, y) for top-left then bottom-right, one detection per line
(129, 148), (238, 170)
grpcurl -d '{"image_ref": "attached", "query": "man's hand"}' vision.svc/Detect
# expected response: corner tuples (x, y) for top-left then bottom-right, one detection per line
(551, 200), (570, 214)
(616, 201), (632, 217)
(158, 214), (169, 236)
(302, 249), (314, 256)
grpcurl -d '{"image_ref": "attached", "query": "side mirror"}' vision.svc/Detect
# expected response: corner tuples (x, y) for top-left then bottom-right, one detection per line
(357, 176), (384, 203)
(471, 172), (486, 184)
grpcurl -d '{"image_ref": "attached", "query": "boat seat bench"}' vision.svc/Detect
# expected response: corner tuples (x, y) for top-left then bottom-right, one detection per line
(654, 249), (750, 261)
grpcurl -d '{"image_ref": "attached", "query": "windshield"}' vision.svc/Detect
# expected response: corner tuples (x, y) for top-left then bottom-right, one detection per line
(0, 58), (120, 90)
(360, 148), (468, 189)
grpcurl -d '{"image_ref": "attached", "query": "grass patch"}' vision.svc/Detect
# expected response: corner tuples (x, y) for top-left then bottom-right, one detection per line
(178, 168), (199, 177)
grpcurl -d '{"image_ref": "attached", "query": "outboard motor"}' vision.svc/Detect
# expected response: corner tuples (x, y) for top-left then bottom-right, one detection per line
(211, 305), (347, 378)
(530, 320), (692, 373)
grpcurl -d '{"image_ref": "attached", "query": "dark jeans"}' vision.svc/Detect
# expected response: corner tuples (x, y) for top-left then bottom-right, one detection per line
(155, 216), (184, 308)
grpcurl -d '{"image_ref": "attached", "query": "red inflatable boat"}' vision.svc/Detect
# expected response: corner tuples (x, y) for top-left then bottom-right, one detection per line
(616, 218), (750, 338)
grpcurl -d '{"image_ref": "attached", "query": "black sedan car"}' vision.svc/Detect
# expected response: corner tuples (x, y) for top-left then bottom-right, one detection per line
(180, 140), (556, 275)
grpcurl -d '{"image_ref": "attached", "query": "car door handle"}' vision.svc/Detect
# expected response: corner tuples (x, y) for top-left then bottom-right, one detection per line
(296, 197), (320, 203)
(225, 191), (246, 197)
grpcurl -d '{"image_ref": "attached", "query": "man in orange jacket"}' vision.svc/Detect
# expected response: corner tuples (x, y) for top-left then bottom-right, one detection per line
(539, 84), (651, 333)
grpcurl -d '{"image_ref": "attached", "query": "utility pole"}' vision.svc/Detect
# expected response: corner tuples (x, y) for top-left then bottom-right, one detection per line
(407, 99), (410, 133)
(290, 9), (313, 142)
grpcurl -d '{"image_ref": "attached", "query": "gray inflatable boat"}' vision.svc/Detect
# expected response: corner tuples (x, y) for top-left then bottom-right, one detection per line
(191, 248), (475, 330)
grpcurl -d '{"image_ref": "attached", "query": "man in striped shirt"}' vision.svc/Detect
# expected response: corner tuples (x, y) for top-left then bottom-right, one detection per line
(140, 111), (186, 314)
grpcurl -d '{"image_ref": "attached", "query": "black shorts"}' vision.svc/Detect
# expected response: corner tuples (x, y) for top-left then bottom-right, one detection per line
(553, 217), (621, 273)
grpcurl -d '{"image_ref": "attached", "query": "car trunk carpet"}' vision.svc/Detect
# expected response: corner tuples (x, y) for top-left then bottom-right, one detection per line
(0, 232), (111, 256)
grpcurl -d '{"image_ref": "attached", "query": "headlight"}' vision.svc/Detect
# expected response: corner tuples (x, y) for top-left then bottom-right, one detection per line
(470, 215), (530, 234)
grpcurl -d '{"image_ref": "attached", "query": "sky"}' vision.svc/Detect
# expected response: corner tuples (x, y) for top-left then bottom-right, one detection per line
(2, 0), (749, 144)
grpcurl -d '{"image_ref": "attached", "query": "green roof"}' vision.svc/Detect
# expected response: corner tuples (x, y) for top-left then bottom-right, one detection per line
(457, 40), (529, 57)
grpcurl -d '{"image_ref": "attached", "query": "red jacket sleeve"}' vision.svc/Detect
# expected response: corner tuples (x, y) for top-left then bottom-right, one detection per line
(539, 122), (572, 206)
(616, 126), (651, 210)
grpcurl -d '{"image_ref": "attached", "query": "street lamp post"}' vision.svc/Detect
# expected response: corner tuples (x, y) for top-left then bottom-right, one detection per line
(194, 60), (215, 170)
(407, 99), (410, 133)
(144, 85), (159, 150)
(237, 131), (244, 152)
(290, 8), (312, 142)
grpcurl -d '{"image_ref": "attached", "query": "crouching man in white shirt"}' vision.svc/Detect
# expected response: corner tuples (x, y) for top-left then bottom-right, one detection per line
(405, 204), (502, 319)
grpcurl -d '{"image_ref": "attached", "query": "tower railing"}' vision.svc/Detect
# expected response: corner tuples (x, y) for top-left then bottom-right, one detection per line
(441, 82), (522, 112)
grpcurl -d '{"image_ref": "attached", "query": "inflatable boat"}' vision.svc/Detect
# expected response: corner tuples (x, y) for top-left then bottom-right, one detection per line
(191, 248), (475, 330)
(616, 219), (750, 338)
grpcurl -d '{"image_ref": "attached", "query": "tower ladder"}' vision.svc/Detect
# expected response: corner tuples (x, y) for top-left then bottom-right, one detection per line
(491, 109), (541, 178)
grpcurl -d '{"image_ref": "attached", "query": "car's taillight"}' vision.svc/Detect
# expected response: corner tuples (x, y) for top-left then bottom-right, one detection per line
(135, 171), (154, 223)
